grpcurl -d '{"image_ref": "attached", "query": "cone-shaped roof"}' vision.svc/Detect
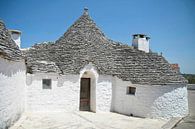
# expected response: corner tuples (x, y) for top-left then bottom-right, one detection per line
(25, 9), (187, 85)
(0, 20), (23, 61)
(56, 8), (107, 45)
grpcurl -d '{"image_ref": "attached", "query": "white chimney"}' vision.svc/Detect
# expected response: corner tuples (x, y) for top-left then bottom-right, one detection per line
(132, 34), (150, 53)
(9, 29), (21, 49)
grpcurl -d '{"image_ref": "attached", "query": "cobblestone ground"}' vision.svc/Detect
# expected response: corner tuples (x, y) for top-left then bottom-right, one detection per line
(10, 111), (166, 129)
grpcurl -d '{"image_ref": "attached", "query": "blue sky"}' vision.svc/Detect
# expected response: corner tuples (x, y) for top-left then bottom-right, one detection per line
(0, 0), (195, 74)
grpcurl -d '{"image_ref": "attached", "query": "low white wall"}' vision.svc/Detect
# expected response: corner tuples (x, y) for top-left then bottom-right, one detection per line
(150, 85), (188, 118)
(0, 58), (26, 129)
(26, 73), (80, 112)
(26, 73), (113, 112)
(113, 77), (188, 119)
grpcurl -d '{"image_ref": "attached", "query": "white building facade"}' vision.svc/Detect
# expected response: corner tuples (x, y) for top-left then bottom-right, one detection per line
(25, 63), (188, 119)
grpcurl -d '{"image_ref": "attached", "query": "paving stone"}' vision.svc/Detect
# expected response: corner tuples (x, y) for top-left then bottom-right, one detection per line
(10, 112), (167, 129)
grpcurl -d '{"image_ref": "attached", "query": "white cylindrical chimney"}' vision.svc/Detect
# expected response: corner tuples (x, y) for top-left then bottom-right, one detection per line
(9, 29), (21, 49)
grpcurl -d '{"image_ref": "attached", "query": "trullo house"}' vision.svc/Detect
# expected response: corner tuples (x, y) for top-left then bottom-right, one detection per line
(0, 8), (188, 129)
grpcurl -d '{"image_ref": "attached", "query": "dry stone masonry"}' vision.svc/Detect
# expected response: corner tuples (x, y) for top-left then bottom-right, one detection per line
(25, 10), (187, 85)
(0, 20), (23, 61)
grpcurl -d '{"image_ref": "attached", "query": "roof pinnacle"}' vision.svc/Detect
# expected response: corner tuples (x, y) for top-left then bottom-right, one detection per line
(83, 7), (89, 15)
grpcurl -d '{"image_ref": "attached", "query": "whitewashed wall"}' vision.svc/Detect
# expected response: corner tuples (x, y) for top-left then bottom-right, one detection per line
(26, 72), (188, 119)
(26, 72), (113, 112)
(26, 73), (80, 112)
(25, 62), (188, 119)
(96, 75), (112, 112)
(113, 77), (188, 119)
(0, 58), (26, 129)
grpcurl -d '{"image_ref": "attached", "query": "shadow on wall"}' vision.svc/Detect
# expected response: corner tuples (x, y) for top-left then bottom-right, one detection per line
(57, 75), (79, 87)
(0, 58), (25, 77)
(26, 73), (79, 87)
(111, 83), (115, 112)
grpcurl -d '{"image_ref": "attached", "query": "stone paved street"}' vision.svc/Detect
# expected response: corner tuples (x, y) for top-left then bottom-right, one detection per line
(173, 116), (195, 129)
(9, 111), (166, 129)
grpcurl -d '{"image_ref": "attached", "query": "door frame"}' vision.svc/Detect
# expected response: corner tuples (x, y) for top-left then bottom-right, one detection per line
(79, 78), (91, 111)
(79, 68), (97, 112)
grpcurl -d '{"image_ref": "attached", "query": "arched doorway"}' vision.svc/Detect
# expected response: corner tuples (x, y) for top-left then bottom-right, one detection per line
(79, 71), (96, 112)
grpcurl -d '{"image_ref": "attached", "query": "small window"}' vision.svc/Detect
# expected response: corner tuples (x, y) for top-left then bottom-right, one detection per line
(127, 87), (136, 95)
(42, 79), (52, 89)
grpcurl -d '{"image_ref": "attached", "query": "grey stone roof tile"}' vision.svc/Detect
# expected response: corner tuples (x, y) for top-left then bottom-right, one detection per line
(0, 20), (23, 61)
(25, 10), (187, 85)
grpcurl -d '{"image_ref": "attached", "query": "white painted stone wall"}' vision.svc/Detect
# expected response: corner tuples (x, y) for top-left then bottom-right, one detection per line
(26, 72), (112, 112)
(0, 58), (26, 129)
(26, 73), (80, 112)
(113, 77), (188, 119)
(26, 71), (188, 119)
(25, 63), (188, 119)
(150, 85), (188, 118)
(96, 75), (112, 112)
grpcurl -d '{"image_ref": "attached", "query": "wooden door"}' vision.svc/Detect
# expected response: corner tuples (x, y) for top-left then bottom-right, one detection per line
(80, 78), (90, 111)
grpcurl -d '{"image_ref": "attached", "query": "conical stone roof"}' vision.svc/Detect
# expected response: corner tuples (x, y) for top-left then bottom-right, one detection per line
(25, 9), (187, 85)
(0, 20), (23, 61)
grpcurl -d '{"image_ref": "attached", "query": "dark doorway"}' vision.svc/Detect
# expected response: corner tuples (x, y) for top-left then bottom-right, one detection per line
(80, 78), (90, 111)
